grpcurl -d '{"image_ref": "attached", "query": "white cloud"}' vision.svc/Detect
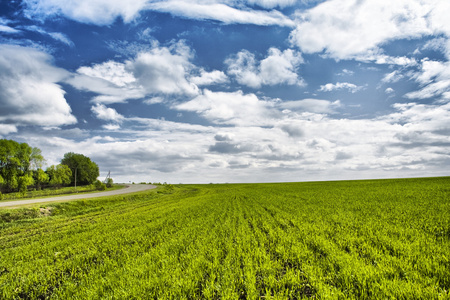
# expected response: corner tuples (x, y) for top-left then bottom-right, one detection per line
(337, 69), (354, 76)
(382, 70), (404, 84)
(128, 41), (200, 96)
(16, 98), (450, 183)
(91, 104), (124, 122)
(226, 48), (304, 88)
(102, 124), (121, 131)
(0, 18), (20, 34)
(413, 59), (450, 85)
(190, 69), (228, 86)
(247, 0), (297, 9)
(385, 88), (395, 94)
(68, 41), (199, 103)
(77, 61), (136, 87)
(24, 26), (74, 47)
(146, 1), (295, 27)
(366, 55), (417, 66)
(0, 25), (19, 34)
(280, 99), (341, 114)
(380, 102), (450, 132)
(22, 0), (296, 27)
(406, 58), (450, 100)
(225, 50), (260, 88)
(422, 38), (448, 53)
(289, 0), (450, 60)
(0, 45), (77, 128)
(405, 79), (450, 100)
(319, 82), (364, 93)
(0, 124), (18, 136)
(174, 89), (277, 126)
(143, 97), (165, 105)
(47, 32), (74, 47)
(67, 69), (145, 104)
(23, 0), (148, 26)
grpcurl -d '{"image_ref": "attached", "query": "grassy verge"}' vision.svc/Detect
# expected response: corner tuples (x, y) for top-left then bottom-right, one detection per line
(0, 184), (125, 202)
(0, 178), (449, 299)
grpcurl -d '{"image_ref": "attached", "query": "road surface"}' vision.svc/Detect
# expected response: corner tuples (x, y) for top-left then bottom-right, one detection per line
(0, 184), (157, 208)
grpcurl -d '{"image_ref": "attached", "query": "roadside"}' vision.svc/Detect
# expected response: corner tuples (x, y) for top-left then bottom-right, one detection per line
(0, 184), (157, 208)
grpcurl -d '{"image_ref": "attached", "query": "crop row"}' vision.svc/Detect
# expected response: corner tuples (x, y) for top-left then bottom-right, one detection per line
(0, 177), (449, 299)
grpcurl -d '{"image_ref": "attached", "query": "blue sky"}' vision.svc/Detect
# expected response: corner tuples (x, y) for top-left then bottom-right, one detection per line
(1, 0), (449, 183)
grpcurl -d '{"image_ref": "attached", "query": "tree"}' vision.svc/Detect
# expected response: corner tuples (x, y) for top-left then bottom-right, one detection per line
(33, 168), (49, 190)
(105, 177), (113, 188)
(30, 147), (45, 170)
(46, 164), (72, 188)
(0, 139), (37, 193)
(95, 180), (106, 191)
(18, 174), (34, 195)
(61, 152), (99, 186)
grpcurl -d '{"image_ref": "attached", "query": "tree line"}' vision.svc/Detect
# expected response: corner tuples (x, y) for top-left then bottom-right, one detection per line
(0, 139), (100, 194)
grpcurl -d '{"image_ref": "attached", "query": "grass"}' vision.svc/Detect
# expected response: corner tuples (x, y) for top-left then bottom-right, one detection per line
(0, 184), (125, 202)
(0, 177), (449, 299)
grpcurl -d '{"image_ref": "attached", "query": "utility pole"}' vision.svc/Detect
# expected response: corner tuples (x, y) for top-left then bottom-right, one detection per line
(73, 167), (77, 191)
(103, 170), (111, 183)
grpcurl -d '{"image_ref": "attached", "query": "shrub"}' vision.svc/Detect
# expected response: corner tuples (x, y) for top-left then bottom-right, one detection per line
(94, 180), (106, 191)
(105, 178), (113, 188)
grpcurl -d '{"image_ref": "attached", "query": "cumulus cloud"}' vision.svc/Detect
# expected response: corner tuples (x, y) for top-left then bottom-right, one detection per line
(278, 122), (304, 138)
(174, 89), (277, 126)
(0, 124), (18, 136)
(68, 63), (145, 104)
(91, 104), (124, 122)
(289, 0), (450, 60)
(319, 82), (364, 93)
(128, 41), (200, 96)
(146, 1), (295, 27)
(226, 48), (304, 88)
(0, 45), (76, 130)
(381, 102), (450, 131)
(68, 41), (200, 103)
(77, 61), (137, 87)
(19, 98), (450, 183)
(190, 69), (228, 86)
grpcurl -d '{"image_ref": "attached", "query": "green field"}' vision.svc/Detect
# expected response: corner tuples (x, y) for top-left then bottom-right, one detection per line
(0, 177), (449, 299)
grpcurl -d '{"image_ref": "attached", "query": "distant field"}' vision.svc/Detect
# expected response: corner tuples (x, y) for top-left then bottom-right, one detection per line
(0, 178), (449, 299)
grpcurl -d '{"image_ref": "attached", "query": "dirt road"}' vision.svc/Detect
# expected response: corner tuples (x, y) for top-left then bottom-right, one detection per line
(0, 184), (157, 208)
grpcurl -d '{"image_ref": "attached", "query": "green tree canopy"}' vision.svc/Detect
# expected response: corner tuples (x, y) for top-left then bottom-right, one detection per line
(0, 139), (37, 192)
(46, 164), (72, 187)
(30, 147), (45, 170)
(61, 152), (99, 186)
(33, 168), (49, 190)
